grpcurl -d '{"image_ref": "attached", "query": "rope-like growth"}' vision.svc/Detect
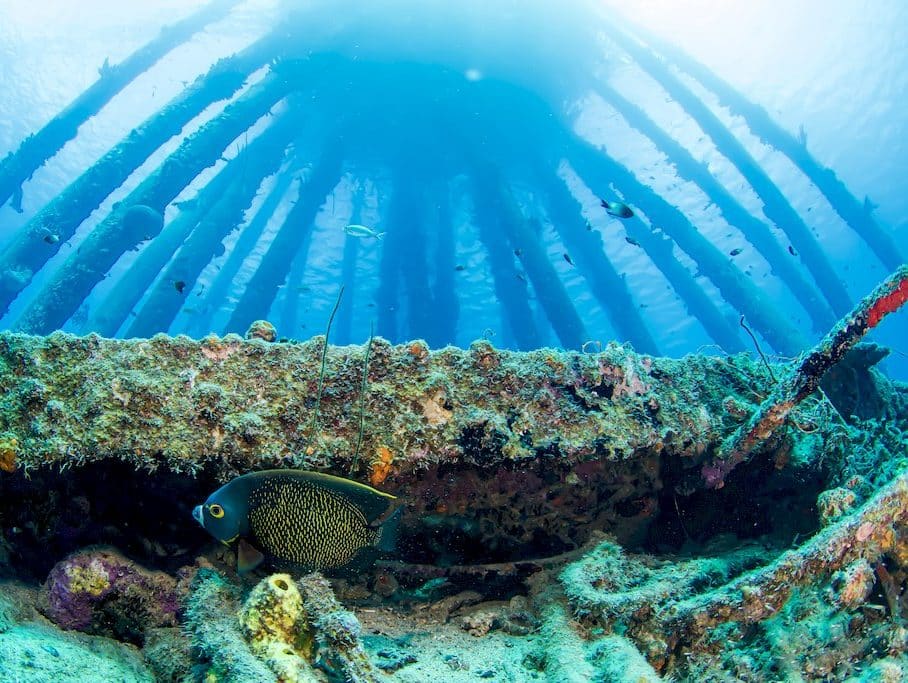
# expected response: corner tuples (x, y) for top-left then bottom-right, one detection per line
(739, 315), (776, 382)
(310, 286), (344, 442)
(350, 322), (374, 475)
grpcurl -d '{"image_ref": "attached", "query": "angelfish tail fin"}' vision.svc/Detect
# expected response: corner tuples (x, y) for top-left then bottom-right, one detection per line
(374, 506), (402, 553)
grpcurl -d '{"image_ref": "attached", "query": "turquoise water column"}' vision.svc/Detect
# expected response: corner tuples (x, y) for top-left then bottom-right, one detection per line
(0, 37), (273, 319)
(13, 71), (291, 335)
(534, 161), (660, 355)
(224, 141), (345, 336)
(593, 81), (836, 334)
(0, 0), (242, 210)
(124, 112), (299, 338)
(568, 135), (805, 354)
(627, 21), (906, 270)
(190, 169), (298, 338)
(607, 27), (853, 317)
(427, 179), (459, 347)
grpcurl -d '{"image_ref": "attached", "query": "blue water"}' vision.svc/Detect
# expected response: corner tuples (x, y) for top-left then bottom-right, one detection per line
(0, 0), (905, 375)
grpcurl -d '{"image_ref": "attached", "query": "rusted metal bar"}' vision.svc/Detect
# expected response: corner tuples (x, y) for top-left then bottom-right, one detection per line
(702, 265), (908, 488)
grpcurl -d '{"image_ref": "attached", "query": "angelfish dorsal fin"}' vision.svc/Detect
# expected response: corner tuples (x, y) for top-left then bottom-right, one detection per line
(237, 539), (265, 574)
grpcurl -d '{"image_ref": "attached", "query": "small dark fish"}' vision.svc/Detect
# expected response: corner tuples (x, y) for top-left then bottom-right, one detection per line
(514, 249), (522, 257)
(516, 272), (527, 282)
(563, 253), (574, 266)
(174, 280), (186, 293)
(43, 234), (60, 244)
(788, 245), (798, 256)
(625, 236), (640, 247)
(193, 470), (399, 573)
(600, 199), (634, 219)
(454, 265), (466, 271)
(729, 248), (743, 256)
(585, 222), (593, 231)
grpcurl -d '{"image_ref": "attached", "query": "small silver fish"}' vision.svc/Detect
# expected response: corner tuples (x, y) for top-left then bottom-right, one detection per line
(344, 224), (386, 240)
(600, 199), (634, 219)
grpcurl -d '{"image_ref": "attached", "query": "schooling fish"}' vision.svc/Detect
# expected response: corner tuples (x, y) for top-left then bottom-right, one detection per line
(344, 224), (386, 240)
(600, 199), (634, 219)
(193, 470), (399, 573)
(729, 248), (743, 256)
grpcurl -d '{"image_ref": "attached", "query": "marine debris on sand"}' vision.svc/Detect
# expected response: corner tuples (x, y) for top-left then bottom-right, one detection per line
(0, 270), (906, 680)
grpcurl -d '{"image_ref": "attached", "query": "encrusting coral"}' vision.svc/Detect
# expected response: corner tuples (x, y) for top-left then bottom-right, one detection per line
(239, 573), (322, 682)
(184, 568), (278, 683)
(185, 568), (380, 682)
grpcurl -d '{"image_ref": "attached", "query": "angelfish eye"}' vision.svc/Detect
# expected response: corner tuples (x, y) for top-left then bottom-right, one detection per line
(209, 504), (225, 519)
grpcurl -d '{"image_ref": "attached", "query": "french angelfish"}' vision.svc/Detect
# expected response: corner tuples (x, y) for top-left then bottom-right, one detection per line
(193, 470), (399, 573)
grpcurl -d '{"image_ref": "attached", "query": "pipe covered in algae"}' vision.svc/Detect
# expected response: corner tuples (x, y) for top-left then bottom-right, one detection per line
(0, 330), (779, 482)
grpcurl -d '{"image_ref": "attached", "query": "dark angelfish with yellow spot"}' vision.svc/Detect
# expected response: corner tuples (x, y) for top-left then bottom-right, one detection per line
(192, 470), (400, 574)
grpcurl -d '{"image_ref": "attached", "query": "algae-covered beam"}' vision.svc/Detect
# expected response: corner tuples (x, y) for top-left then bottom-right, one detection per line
(125, 111), (298, 339)
(626, 21), (907, 271)
(0, 37), (273, 318)
(486, 169), (588, 351)
(536, 161), (659, 355)
(0, 0), (242, 211)
(702, 265), (908, 488)
(225, 141), (344, 336)
(594, 81), (836, 334)
(467, 167), (544, 350)
(12, 71), (291, 336)
(568, 136), (801, 354)
(604, 27), (854, 317)
(664, 471), (908, 642)
(0, 330), (776, 480)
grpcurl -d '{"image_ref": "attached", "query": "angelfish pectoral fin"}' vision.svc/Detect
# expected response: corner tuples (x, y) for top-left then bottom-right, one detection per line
(237, 539), (265, 574)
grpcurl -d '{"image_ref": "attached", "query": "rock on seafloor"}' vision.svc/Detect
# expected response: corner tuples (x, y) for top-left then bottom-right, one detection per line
(0, 584), (154, 682)
(42, 547), (181, 643)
